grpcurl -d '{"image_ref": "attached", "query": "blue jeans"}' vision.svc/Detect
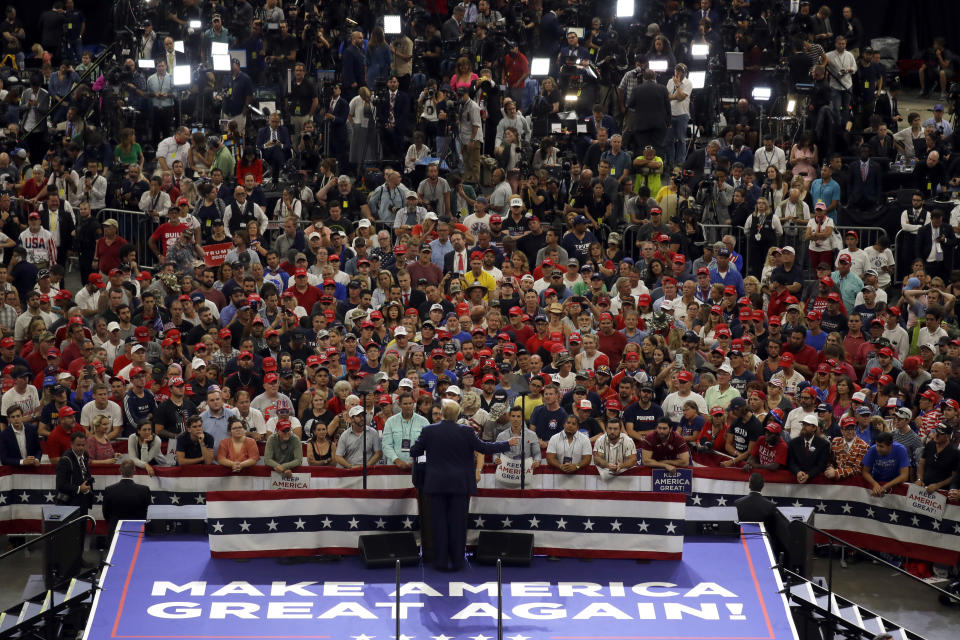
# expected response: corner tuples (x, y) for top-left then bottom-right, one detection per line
(830, 89), (852, 126)
(668, 114), (690, 166)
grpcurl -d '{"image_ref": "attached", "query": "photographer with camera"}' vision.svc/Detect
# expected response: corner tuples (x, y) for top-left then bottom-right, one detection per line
(696, 165), (734, 241)
(81, 159), (107, 214)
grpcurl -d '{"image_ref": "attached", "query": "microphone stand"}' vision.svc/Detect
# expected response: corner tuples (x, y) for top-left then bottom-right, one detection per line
(519, 391), (526, 492)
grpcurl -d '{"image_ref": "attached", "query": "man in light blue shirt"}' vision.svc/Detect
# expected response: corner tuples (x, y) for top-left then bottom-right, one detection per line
(200, 386), (239, 448)
(381, 393), (429, 468)
(831, 254), (863, 313)
(146, 60), (175, 110)
(429, 221), (454, 269)
(809, 163), (842, 223)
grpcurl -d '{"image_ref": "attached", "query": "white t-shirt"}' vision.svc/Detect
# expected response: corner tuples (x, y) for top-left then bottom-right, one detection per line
(784, 407), (815, 440)
(806, 216), (834, 252)
(862, 246), (895, 289)
(80, 399), (123, 428)
(667, 77), (694, 117)
(1, 385), (40, 418)
(661, 391), (707, 424)
(238, 407), (267, 434)
(835, 248), (870, 278)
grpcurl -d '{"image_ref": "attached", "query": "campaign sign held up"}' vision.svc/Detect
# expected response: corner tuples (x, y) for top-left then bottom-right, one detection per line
(652, 468), (693, 495)
(905, 482), (947, 521)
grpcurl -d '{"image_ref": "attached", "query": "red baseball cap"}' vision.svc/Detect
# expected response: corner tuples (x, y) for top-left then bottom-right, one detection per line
(723, 286), (737, 296)
(264, 372), (279, 383)
(346, 357), (362, 371)
(219, 328), (232, 339)
(605, 399), (622, 411)
(677, 370), (694, 383)
(779, 353), (794, 366)
(819, 276), (834, 287)
(134, 326), (150, 342)
(88, 273), (106, 288)
(827, 292), (842, 302)
(58, 406), (77, 417)
(263, 357), (277, 372)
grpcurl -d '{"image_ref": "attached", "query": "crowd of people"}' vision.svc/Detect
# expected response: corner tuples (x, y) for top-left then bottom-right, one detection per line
(0, 2), (959, 541)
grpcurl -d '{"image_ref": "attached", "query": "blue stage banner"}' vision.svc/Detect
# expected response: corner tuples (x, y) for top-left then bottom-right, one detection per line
(653, 468), (693, 494)
(84, 521), (799, 640)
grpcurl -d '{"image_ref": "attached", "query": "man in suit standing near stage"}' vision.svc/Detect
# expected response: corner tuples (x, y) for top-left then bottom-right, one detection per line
(411, 400), (517, 571)
(735, 473), (777, 523)
(103, 459), (151, 535)
(55, 430), (94, 513)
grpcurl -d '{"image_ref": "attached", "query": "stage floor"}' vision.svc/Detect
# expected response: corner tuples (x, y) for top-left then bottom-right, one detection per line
(83, 521), (798, 640)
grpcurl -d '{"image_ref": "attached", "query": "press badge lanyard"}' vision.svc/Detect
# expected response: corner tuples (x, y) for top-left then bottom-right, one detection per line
(399, 417), (414, 451)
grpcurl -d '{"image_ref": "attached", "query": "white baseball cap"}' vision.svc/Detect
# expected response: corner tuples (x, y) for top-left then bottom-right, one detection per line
(446, 385), (461, 396)
(718, 363), (733, 374)
(191, 357), (206, 369)
(399, 377), (414, 388)
(394, 326), (408, 336)
(349, 405), (365, 417)
(107, 321), (121, 332)
(579, 399), (592, 410)
(801, 414), (819, 426)
(510, 197), (524, 207)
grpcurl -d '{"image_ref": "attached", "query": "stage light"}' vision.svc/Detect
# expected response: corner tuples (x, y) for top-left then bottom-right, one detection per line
(173, 65), (191, 86)
(211, 42), (229, 56)
(786, 99), (796, 114)
(383, 15), (402, 35)
(689, 71), (706, 89)
(649, 59), (668, 72)
(212, 54), (231, 72)
(564, 94), (579, 102)
(616, 0), (635, 18)
(174, 40), (185, 53)
(138, 59), (155, 69)
(752, 86), (772, 101)
(530, 58), (550, 77)
(691, 44), (710, 59)
(189, 20), (202, 29)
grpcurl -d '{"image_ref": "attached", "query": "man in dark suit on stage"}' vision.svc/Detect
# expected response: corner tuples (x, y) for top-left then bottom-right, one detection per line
(103, 459), (151, 536)
(735, 473), (777, 523)
(55, 430), (94, 513)
(382, 76), (411, 162)
(410, 400), (517, 571)
(256, 112), (292, 185)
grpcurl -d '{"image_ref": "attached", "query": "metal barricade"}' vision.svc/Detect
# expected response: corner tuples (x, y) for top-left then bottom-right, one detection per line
(96, 208), (161, 270)
(690, 223), (893, 281)
(621, 224), (644, 260)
